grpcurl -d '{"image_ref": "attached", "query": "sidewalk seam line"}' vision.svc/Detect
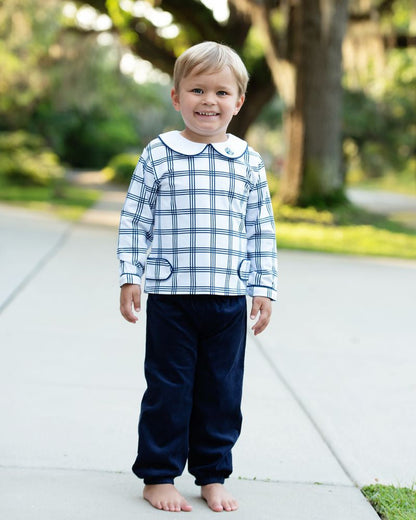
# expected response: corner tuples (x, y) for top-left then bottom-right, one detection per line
(0, 464), (356, 487)
(0, 226), (72, 315)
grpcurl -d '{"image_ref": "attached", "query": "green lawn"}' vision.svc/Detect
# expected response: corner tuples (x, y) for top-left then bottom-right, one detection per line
(362, 485), (416, 520)
(347, 170), (416, 197)
(0, 181), (101, 221)
(274, 201), (416, 260)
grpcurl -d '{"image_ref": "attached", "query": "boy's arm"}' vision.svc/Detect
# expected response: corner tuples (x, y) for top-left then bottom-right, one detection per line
(245, 157), (278, 304)
(120, 284), (141, 323)
(117, 146), (158, 287)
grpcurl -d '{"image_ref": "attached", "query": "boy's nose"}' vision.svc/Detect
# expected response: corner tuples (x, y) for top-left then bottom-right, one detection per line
(202, 92), (216, 104)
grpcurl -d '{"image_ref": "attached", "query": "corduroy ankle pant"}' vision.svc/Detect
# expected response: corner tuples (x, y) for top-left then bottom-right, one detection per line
(132, 293), (247, 486)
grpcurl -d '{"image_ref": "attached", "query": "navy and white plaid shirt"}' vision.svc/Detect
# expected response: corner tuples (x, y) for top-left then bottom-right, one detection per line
(117, 131), (278, 300)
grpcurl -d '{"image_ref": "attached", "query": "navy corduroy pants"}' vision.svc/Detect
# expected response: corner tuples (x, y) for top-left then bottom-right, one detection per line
(132, 293), (247, 486)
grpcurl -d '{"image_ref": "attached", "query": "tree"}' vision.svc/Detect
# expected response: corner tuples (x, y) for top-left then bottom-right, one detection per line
(343, 0), (416, 185)
(71, 0), (416, 205)
(0, 0), (62, 129)
(230, 0), (350, 205)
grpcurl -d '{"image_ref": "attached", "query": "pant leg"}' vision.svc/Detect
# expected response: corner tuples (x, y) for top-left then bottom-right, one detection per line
(132, 294), (198, 484)
(187, 295), (247, 486)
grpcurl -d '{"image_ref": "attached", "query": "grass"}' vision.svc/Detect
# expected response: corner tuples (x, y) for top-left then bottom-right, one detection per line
(362, 484), (416, 520)
(273, 200), (416, 260)
(0, 180), (101, 221)
(347, 168), (416, 196)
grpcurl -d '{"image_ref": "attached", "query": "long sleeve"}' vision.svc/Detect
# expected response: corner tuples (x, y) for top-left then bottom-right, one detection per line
(245, 159), (278, 300)
(117, 147), (159, 286)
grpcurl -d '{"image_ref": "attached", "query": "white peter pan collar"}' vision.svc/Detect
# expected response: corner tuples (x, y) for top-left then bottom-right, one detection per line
(158, 130), (248, 159)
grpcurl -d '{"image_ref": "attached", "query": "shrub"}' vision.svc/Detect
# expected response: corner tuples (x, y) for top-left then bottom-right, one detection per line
(0, 131), (63, 186)
(266, 172), (280, 199)
(61, 110), (138, 168)
(103, 152), (140, 184)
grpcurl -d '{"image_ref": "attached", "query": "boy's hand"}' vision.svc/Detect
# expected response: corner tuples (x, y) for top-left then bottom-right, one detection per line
(120, 284), (141, 323)
(250, 296), (272, 336)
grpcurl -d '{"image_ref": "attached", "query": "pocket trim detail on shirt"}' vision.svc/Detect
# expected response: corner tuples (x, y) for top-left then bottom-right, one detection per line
(237, 258), (251, 282)
(145, 257), (173, 281)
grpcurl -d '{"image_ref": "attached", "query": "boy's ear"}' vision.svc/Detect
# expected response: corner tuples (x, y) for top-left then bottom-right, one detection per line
(233, 94), (245, 116)
(171, 88), (180, 112)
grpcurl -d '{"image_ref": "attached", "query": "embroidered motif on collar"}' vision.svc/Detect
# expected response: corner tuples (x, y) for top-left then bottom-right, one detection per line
(158, 131), (248, 159)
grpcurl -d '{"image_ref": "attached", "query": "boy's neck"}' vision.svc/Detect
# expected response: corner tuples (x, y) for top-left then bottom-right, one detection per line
(180, 129), (229, 144)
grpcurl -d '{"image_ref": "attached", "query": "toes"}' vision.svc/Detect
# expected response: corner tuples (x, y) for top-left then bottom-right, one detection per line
(181, 502), (193, 512)
(154, 500), (163, 510)
(144, 484), (192, 512)
(160, 500), (173, 511)
(171, 502), (181, 512)
(221, 498), (238, 512)
(228, 499), (238, 511)
(201, 484), (237, 513)
(211, 501), (224, 512)
(218, 500), (238, 512)
(163, 500), (190, 512)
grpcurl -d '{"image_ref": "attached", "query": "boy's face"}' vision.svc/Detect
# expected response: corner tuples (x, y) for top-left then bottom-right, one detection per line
(171, 66), (245, 143)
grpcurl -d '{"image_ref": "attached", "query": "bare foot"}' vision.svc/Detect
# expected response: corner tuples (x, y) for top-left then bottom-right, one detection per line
(201, 483), (238, 512)
(143, 484), (192, 512)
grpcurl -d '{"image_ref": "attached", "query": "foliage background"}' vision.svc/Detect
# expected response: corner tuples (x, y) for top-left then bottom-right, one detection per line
(0, 0), (415, 208)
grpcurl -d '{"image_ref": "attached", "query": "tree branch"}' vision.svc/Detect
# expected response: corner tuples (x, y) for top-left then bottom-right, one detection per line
(75, 0), (107, 13)
(384, 34), (416, 48)
(127, 18), (177, 74)
(348, 0), (395, 22)
(225, 2), (252, 50)
(377, 0), (396, 15)
(160, 0), (225, 42)
(229, 56), (276, 136)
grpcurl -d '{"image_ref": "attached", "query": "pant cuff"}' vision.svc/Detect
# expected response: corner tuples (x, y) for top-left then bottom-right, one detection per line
(143, 477), (175, 485)
(194, 476), (226, 486)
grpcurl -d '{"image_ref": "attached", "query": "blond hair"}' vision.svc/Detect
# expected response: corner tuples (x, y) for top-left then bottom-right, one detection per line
(173, 42), (249, 96)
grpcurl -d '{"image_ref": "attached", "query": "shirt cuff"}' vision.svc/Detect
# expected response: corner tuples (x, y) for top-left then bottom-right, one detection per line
(119, 260), (143, 287)
(120, 274), (142, 286)
(247, 285), (277, 301)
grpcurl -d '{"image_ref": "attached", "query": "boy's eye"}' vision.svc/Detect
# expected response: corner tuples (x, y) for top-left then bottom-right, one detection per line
(192, 88), (203, 94)
(217, 90), (228, 96)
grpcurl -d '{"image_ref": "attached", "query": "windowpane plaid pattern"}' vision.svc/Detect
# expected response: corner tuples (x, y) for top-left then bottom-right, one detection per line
(117, 131), (278, 300)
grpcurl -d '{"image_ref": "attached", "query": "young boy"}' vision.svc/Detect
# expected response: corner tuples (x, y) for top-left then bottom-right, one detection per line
(117, 41), (278, 513)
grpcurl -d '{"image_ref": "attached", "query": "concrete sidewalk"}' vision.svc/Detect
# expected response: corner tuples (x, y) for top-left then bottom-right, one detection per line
(1, 191), (414, 518)
(347, 187), (416, 228)
(347, 187), (416, 216)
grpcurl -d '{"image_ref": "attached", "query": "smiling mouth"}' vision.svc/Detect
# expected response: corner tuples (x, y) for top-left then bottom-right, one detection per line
(196, 111), (219, 116)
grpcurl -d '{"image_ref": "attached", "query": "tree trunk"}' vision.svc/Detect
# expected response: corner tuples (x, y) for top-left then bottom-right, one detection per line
(229, 64), (275, 137)
(280, 0), (349, 206)
(279, 3), (304, 205)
